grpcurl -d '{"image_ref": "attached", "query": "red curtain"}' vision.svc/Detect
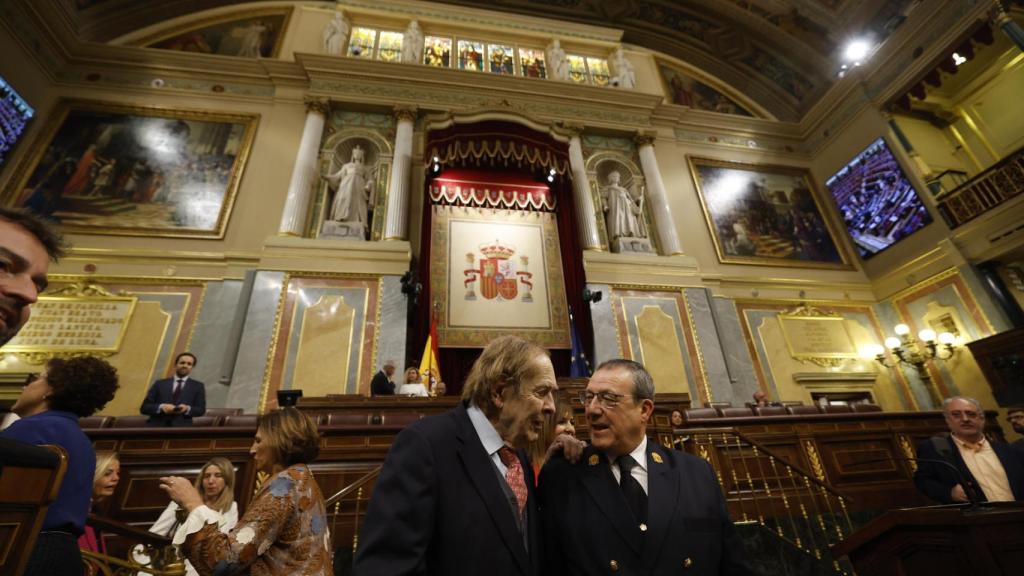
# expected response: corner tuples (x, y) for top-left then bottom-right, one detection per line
(410, 121), (592, 396)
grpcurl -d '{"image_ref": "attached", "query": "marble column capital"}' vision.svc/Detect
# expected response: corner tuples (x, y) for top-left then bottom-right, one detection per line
(560, 123), (586, 138)
(304, 97), (330, 116)
(634, 133), (657, 147)
(394, 106), (418, 122)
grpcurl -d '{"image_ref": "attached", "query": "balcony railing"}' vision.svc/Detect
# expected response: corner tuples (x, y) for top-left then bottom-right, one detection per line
(677, 427), (855, 574)
(936, 146), (1024, 228)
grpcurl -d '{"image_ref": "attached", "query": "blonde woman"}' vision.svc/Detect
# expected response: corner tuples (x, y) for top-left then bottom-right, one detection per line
(79, 451), (120, 554)
(135, 458), (238, 576)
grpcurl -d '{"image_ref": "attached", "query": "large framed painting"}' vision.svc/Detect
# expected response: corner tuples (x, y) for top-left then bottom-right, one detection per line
(430, 205), (570, 349)
(688, 157), (852, 269)
(134, 8), (292, 59)
(6, 99), (258, 238)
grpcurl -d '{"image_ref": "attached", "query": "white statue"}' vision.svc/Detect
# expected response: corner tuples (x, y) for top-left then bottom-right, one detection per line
(322, 11), (350, 56)
(609, 47), (635, 89)
(601, 170), (646, 240)
(237, 20), (267, 58)
(325, 146), (375, 225)
(401, 20), (424, 64)
(545, 39), (569, 81)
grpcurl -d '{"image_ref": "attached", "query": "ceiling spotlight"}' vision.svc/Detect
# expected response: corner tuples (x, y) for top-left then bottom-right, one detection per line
(952, 52), (967, 66)
(843, 39), (872, 63)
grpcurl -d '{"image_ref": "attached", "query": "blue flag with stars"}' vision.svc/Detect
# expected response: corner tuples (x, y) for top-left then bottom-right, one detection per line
(569, 307), (591, 378)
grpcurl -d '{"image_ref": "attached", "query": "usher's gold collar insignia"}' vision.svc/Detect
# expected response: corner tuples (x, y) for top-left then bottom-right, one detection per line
(651, 452), (663, 464)
(589, 454), (600, 466)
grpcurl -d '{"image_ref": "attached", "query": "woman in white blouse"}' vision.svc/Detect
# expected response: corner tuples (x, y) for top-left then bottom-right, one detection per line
(135, 457), (238, 575)
(397, 366), (429, 397)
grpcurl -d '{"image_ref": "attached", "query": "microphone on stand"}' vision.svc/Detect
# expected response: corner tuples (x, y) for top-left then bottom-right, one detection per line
(848, 456), (985, 510)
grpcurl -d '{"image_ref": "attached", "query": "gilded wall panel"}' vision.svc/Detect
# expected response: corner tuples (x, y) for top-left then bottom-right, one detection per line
(610, 288), (706, 402)
(262, 275), (382, 411)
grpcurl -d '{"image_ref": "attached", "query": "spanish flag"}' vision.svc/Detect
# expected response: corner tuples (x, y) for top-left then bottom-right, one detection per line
(418, 319), (441, 387)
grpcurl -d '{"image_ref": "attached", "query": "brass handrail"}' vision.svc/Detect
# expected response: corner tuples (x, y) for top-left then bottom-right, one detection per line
(80, 545), (185, 576)
(324, 465), (382, 508)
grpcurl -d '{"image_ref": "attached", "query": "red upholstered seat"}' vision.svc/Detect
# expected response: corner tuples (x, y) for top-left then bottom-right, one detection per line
(324, 412), (373, 426)
(79, 416), (113, 429)
(852, 403), (882, 413)
(786, 405), (822, 416)
(822, 404), (853, 414)
(683, 408), (719, 422)
(719, 407), (754, 418)
(379, 411), (422, 426)
(205, 408), (244, 417)
(222, 415), (259, 427)
(111, 416), (150, 428)
(753, 406), (787, 417)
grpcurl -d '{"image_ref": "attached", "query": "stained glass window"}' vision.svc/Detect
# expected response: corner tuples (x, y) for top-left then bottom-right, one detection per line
(457, 40), (485, 71)
(348, 27), (376, 59)
(587, 57), (610, 86)
(0, 75), (33, 167)
(488, 44), (515, 75)
(423, 36), (451, 67)
(378, 31), (404, 62)
(518, 48), (546, 78)
(567, 55), (588, 84)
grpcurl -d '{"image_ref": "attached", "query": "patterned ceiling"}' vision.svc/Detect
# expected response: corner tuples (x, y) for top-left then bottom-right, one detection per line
(69, 0), (923, 121)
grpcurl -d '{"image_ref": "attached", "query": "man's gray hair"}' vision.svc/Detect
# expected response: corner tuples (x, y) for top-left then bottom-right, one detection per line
(594, 359), (655, 401)
(943, 396), (982, 413)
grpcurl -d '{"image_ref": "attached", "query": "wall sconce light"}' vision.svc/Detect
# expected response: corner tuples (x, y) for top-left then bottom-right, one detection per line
(582, 288), (603, 304)
(863, 323), (958, 406)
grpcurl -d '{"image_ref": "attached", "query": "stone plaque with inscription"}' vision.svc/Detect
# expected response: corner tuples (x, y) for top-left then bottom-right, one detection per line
(4, 283), (136, 360)
(778, 312), (857, 366)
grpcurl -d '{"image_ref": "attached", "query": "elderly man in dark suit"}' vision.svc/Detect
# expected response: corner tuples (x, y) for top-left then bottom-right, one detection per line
(140, 352), (206, 427)
(369, 359), (396, 396)
(914, 396), (1024, 503)
(353, 335), (557, 576)
(540, 359), (755, 576)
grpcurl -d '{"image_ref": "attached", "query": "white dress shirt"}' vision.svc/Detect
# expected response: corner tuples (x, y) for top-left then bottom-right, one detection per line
(609, 435), (649, 494)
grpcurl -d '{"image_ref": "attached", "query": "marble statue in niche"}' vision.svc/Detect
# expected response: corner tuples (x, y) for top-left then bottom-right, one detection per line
(402, 20), (424, 64)
(322, 11), (350, 57)
(545, 39), (569, 81)
(322, 145), (376, 239)
(609, 46), (635, 89)
(600, 169), (653, 253)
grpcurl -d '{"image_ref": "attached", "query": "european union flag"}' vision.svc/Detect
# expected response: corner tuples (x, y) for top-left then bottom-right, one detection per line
(569, 307), (591, 378)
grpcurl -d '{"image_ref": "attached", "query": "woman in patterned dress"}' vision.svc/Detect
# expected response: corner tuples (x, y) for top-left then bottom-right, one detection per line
(159, 408), (332, 575)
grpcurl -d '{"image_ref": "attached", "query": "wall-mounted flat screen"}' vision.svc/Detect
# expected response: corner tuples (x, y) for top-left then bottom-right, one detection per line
(825, 137), (932, 259)
(0, 75), (34, 168)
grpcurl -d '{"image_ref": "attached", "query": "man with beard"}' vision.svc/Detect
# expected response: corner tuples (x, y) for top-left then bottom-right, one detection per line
(914, 396), (1024, 503)
(140, 352), (206, 426)
(539, 359), (754, 575)
(0, 208), (63, 348)
(1007, 406), (1024, 455)
(353, 335), (556, 576)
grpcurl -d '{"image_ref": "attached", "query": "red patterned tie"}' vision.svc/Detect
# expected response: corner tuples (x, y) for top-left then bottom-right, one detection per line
(498, 446), (528, 520)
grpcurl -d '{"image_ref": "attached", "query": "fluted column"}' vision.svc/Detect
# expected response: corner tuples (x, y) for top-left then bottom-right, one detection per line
(384, 107), (416, 240)
(567, 131), (602, 250)
(635, 134), (682, 255)
(278, 98), (329, 236)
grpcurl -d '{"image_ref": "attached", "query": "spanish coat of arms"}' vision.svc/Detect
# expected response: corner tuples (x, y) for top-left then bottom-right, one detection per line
(463, 239), (534, 302)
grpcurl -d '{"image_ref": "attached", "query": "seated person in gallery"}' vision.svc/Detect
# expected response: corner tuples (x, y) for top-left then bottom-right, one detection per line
(79, 451), (121, 554)
(397, 366), (429, 397)
(600, 170), (647, 240)
(914, 396), (1024, 504)
(324, 145), (375, 225)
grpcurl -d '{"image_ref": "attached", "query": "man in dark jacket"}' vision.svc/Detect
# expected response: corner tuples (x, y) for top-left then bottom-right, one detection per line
(914, 396), (1024, 504)
(140, 352), (206, 427)
(540, 359), (755, 575)
(353, 336), (556, 576)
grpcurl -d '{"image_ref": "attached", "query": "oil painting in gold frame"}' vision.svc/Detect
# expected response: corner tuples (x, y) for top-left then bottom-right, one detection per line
(688, 157), (853, 269)
(6, 99), (258, 239)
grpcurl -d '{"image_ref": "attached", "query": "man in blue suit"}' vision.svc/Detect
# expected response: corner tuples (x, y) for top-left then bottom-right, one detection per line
(140, 352), (206, 427)
(353, 335), (556, 576)
(914, 396), (1024, 503)
(540, 359), (755, 576)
